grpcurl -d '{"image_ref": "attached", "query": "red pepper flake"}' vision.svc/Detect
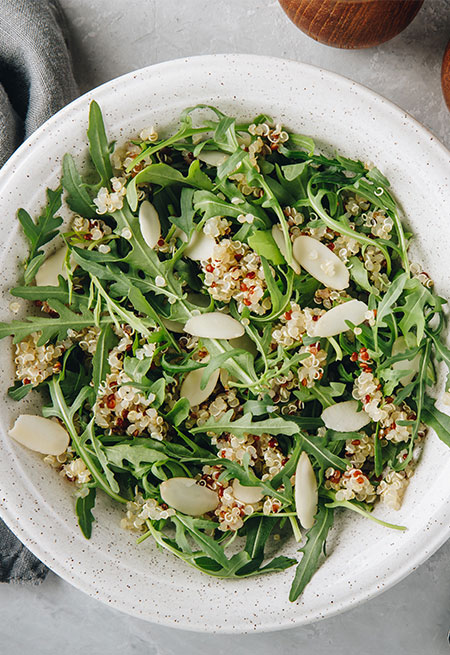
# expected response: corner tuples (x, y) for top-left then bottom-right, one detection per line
(23, 378), (31, 385)
(235, 253), (243, 262)
(268, 438), (277, 448)
(106, 394), (116, 409)
(351, 439), (361, 446)
(360, 351), (370, 361)
(240, 283), (248, 292)
(284, 310), (292, 320)
(350, 352), (358, 362)
(270, 142), (279, 151)
(312, 315), (319, 321)
(247, 271), (256, 279)
(301, 378), (308, 387)
(243, 298), (251, 306)
(205, 264), (214, 273)
(365, 394), (371, 403)
(157, 238), (165, 247)
(357, 476), (365, 484)
(327, 243), (335, 251)
(385, 396), (393, 404)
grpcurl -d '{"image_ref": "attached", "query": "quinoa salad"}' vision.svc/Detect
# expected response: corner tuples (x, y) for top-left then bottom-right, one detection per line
(3, 103), (450, 602)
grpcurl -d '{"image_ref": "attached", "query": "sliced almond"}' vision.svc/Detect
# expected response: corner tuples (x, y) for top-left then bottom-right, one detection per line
(295, 451), (318, 529)
(161, 318), (185, 333)
(197, 150), (229, 167)
(313, 299), (368, 337)
(292, 235), (349, 290)
(184, 231), (216, 261)
(184, 312), (245, 340)
(9, 415), (70, 456)
(180, 368), (220, 407)
(392, 336), (421, 386)
(232, 479), (264, 504)
(139, 200), (161, 249)
(35, 247), (69, 287)
(272, 225), (301, 274)
(321, 400), (371, 432)
(160, 477), (219, 516)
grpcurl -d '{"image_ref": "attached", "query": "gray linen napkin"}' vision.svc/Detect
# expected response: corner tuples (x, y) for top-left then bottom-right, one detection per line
(0, 0), (78, 582)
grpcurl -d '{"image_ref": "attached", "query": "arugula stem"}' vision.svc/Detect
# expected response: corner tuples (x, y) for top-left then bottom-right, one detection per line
(48, 379), (126, 504)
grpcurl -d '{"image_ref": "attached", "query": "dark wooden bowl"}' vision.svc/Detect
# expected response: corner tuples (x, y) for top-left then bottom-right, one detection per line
(278, 0), (424, 49)
(442, 40), (450, 111)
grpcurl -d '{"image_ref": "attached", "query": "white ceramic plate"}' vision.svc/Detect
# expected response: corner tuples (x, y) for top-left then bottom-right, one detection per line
(0, 55), (449, 633)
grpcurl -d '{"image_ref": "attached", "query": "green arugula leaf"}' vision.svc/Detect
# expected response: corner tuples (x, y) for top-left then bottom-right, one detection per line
(191, 410), (300, 438)
(87, 100), (113, 187)
(127, 160), (213, 211)
(376, 272), (408, 327)
(0, 299), (111, 345)
(103, 443), (169, 477)
(62, 153), (97, 218)
(165, 398), (190, 426)
(247, 230), (284, 265)
(92, 324), (117, 394)
(398, 279), (436, 344)
(348, 256), (379, 296)
(289, 505), (334, 602)
(18, 187), (63, 284)
(244, 516), (277, 560)
(422, 396), (450, 448)
(7, 381), (33, 401)
(75, 487), (97, 539)
(169, 187), (196, 235)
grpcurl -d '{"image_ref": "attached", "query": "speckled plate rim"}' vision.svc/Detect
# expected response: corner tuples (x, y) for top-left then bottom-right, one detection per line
(0, 54), (449, 633)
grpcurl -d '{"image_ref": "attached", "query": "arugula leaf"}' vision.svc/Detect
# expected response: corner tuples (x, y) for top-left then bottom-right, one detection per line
(244, 516), (277, 560)
(18, 187), (63, 284)
(92, 324), (117, 394)
(173, 515), (230, 568)
(422, 396), (450, 448)
(348, 256), (379, 296)
(170, 187), (196, 235)
(75, 487), (97, 539)
(62, 153), (97, 218)
(191, 410), (300, 438)
(7, 381), (33, 401)
(103, 443), (169, 477)
(285, 426), (348, 470)
(247, 230), (284, 265)
(289, 505), (334, 601)
(127, 160), (213, 211)
(165, 398), (190, 426)
(430, 334), (450, 391)
(193, 189), (269, 224)
(87, 100), (113, 187)
(398, 278), (436, 344)
(376, 272), (408, 327)
(0, 299), (110, 345)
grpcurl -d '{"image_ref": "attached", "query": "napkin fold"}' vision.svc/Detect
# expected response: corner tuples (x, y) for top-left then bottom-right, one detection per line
(0, 0), (78, 582)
